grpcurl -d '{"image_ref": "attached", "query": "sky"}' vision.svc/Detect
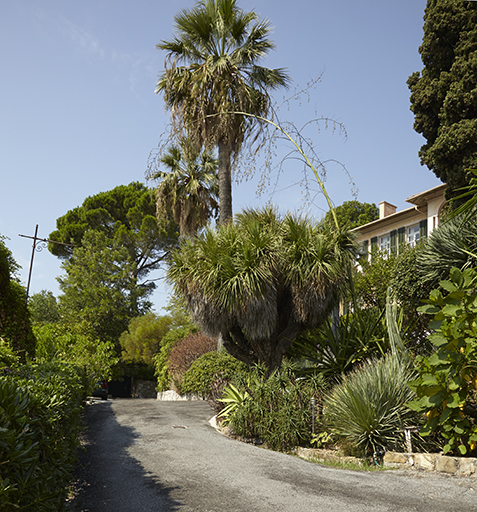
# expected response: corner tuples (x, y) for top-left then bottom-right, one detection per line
(1, 0), (440, 313)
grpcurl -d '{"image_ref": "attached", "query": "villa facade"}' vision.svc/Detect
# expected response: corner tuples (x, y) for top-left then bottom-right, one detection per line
(352, 183), (447, 260)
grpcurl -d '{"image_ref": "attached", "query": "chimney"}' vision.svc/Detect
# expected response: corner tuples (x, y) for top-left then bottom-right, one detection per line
(379, 201), (397, 219)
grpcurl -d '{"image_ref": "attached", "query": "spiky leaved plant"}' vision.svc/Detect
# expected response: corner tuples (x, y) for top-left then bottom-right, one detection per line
(323, 352), (417, 457)
(167, 206), (356, 374)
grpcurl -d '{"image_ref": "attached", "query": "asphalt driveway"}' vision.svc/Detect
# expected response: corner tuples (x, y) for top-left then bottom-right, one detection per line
(67, 398), (477, 512)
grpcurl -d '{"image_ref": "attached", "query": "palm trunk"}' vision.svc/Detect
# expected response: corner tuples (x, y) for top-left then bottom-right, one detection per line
(217, 138), (233, 225)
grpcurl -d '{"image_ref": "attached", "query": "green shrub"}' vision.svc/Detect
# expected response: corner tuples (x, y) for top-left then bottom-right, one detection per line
(324, 353), (417, 457)
(0, 338), (19, 368)
(154, 325), (198, 392)
(180, 351), (248, 397)
(0, 362), (85, 511)
(408, 267), (477, 455)
(223, 362), (327, 452)
(33, 321), (118, 394)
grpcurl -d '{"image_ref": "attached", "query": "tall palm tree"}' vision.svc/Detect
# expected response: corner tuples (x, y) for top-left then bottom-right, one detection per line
(152, 141), (219, 238)
(156, 0), (290, 224)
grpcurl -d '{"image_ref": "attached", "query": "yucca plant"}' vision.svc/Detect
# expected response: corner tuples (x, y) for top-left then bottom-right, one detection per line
(323, 353), (418, 457)
(167, 206), (356, 374)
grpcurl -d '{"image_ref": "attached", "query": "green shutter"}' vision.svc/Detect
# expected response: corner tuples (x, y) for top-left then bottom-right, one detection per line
(360, 240), (369, 260)
(419, 219), (428, 241)
(398, 227), (406, 250)
(390, 230), (397, 255)
(370, 236), (378, 261)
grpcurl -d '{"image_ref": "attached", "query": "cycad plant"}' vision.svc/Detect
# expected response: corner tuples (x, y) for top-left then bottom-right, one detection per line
(323, 353), (417, 457)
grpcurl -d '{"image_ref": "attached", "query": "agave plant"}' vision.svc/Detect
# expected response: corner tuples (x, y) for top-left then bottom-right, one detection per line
(323, 353), (417, 456)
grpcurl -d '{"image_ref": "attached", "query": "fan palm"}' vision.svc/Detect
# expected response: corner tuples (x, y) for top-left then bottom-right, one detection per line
(156, 0), (290, 224)
(167, 207), (356, 373)
(153, 141), (219, 238)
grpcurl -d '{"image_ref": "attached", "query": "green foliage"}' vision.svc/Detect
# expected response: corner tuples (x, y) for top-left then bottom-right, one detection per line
(222, 362), (326, 451)
(157, 0), (290, 224)
(151, 141), (219, 237)
(408, 267), (477, 455)
(168, 206), (356, 372)
(324, 353), (418, 456)
(324, 200), (378, 229)
(391, 244), (434, 351)
(0, 362), (85, 511)
(292, 306), (389, 383)
(33, 321), (118, 389)
(417, 208), (477, 289)
(58, 231), (152, 347)
(49, 182), (178, 281)
(180, 351), (248, 397)
(408, 1), (477, 199)
(353, 243), (433, 351)
(354, 249), (398, 310)
(0, 338), (19, 368)
(28, 290), (61, 324)
(0, 235), (35, 360)
(154, 324), (199, 392)
(119, 313), (174, 366)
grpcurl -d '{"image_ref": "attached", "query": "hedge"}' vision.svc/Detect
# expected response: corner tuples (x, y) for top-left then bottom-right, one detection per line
(0, 362), (86, 511)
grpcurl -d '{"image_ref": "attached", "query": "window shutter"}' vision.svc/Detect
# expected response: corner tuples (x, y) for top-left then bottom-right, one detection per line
(398, 227), (406, 250)
(390, 230), (397, 255)
(370, 236), (378, 261)
(360, 240), (369, 260)
(419, 219), (428, 241)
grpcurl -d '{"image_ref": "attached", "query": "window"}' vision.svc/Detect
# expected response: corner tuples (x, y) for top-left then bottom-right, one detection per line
(408, 224), (420, 247)
(379, 234), (390, 255)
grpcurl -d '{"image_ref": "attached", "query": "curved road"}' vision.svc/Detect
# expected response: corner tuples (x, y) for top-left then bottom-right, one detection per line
(67, 398), (477, 512)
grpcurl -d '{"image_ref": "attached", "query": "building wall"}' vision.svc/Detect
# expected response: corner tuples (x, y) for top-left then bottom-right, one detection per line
(353, 184), (446, 260)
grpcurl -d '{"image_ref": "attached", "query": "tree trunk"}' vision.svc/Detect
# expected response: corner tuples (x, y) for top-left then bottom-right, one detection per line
(217, 139), (233, 225)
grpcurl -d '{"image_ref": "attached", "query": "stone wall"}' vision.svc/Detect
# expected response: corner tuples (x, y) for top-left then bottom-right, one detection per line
(295, 447), (477, 478)
(131, 379), (157, 398)
(384, 451), (477, 477)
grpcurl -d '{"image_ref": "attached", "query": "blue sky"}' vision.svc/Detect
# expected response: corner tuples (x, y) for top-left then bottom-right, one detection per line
(1, 0), (439, 313)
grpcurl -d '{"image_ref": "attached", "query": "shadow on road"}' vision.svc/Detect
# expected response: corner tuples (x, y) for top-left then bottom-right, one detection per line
(66, 399), (183, 512)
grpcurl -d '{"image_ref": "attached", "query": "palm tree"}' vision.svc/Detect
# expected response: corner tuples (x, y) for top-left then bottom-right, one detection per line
(167, 207), (356, 374)
(156, 0), (290, 224)
(152, 141), (219, 238)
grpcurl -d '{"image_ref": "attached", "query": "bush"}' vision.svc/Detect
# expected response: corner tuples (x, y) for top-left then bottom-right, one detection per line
(323, 353), (417, 457)
(167, 332), (217, 391)
(33, 321), (118, 393)
(119, 313), (174, 366)
(222, 362), (327, 452)
(180, 351), (248, 397)
(0, 362), (86, 511)
(0, 338), (19, 368)
(154, 325), (198, 392)
(408, 267), (477, 456)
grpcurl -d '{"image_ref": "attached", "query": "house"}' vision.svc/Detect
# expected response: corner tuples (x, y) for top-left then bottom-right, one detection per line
(352, 183), (447, 260)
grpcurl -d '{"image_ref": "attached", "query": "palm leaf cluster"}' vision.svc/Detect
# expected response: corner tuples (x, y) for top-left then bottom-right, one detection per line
(152, 142), (219, 237)
(157, 0), (288, 153)
(167, 207), (356, 371)
(156, 0), (290, 223)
